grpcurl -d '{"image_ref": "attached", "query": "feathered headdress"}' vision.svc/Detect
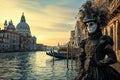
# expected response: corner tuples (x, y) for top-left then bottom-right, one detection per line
(78, 1), (110, 29)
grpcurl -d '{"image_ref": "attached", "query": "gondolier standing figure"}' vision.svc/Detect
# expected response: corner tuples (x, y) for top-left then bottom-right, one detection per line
(74, 1), (120, 80)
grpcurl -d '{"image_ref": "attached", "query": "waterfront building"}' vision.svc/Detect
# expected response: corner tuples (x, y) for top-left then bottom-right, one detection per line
(94, 0), (120, 61)
(16, 13), (31, 36)
(0, 30), (19, 52)
(30, 36), (37, 51)
(74, 21), (82, 48)
(69, 30), (75, 47)
(69, 18), (82, 48)
(77, 9), (88, 40)
(36, 44), (47, 51)
(0, 13), (36, 52)
(16, 13), (36, 51)
(1, 20), (19, 52)
(7, 20), (16, 31)
(19, 35), (31, 51)
(105, 0), (120, 61)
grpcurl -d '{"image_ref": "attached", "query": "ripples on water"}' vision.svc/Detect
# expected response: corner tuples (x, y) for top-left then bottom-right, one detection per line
(0, 51), (78, 80)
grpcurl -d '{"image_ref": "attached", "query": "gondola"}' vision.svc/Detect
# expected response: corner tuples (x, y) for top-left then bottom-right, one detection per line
(46, 51), (76, 59)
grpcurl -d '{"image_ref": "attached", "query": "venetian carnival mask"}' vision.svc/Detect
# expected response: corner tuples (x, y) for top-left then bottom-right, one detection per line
(86, 22), (97, 34)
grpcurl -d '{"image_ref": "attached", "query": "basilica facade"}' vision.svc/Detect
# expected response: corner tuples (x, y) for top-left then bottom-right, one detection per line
(0, 13), (36, 52)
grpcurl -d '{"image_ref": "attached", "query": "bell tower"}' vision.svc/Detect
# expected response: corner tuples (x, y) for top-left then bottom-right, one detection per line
(4, 20), (7, 30)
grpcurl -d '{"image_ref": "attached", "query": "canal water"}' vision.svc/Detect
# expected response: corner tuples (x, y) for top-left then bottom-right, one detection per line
(0, 51), (78, 80)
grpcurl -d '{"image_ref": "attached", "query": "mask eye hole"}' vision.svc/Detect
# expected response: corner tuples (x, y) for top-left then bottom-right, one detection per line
(86, 22), (95, 27)
(89, 22), (93, 26)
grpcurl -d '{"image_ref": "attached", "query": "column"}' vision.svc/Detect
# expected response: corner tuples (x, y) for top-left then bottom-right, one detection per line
(113, 21), (116, 51)
(116, 20), (120, 61)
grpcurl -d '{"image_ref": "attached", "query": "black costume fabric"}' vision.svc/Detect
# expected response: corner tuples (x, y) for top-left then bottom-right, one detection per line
(74, 30), (120, 80)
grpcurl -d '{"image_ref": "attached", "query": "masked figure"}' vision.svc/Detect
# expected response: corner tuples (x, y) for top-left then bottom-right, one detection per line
(74, 1), (120, 80)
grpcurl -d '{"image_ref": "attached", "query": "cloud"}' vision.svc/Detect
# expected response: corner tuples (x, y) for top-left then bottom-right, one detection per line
(0, 0), (86, 46)
(32, 23), (73, 32)
(51, 23), (74, 32)
(16, 0), (78, 22)
(15, 0), (83, 29)
(0, 0), (25, 26)
(14, 0), (85, 46)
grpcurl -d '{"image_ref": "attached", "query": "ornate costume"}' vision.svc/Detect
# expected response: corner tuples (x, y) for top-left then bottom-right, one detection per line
(74, 1), (120, 80)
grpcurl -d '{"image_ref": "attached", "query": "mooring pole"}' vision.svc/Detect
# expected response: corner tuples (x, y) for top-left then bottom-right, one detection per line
(71, 46), (73, 70)
(52, 48), (54, 65)
(67, 44), (69, 70)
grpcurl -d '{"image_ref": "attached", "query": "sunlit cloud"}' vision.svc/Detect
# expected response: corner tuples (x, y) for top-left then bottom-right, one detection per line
(0, 0), (86, 46)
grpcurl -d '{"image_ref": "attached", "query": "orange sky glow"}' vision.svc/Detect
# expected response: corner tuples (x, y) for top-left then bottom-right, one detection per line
(0, 0), (85, 46)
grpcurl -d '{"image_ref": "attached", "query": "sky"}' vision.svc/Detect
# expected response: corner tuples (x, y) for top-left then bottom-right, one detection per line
(0, 0), (86, 46)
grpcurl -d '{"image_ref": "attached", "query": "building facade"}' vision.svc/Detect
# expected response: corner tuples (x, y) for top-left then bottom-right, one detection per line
(0, 30), (19, 52)
(16, 13), (36, 51)
(94, 0), (120, 61)
(104, 0), (120, 61)
(70, 30), (75, 47)
(74, 21), (82, 48)
(0, 13), (36, 52)
(69, 21), (82, 48)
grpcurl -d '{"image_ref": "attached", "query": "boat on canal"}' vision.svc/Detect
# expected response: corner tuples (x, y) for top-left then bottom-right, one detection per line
(46, 47), (78, 59)
(46, 51), (75, 59)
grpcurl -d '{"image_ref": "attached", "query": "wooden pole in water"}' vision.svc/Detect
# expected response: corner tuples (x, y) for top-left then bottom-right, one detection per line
(71, 46), (73, 70)
(67, 44), (69, 70)
(52, 48), (54, 65)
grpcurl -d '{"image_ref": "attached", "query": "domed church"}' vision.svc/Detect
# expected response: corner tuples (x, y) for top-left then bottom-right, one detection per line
(7, 20), (16, 31)
(0, 13), (36, 52)
(16, 13), (36, 51)
(16, 13), (31, 36)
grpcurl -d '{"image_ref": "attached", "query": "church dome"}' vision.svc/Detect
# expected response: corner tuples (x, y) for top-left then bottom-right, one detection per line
(16, 13), (31, 36)
(7, 20), (16, 30)
(17, 22), (30, 30)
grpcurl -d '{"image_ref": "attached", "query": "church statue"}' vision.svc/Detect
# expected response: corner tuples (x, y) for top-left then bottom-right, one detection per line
(74, 1), (120, 80)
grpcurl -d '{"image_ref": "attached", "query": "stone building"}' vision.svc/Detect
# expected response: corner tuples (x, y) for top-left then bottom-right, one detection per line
(69, 21), (82, 48)
(16, 13), (36, 51)
(0, 13), (36, 52)
(105, 0), (120, 61)
(94, 0), (120, 61)
(30, 36), (37, 51)
(69, 30), (75, 47)
(74, 21), (82, 48)
(0, 20), (19, 52)
(16, 13), (31, 36)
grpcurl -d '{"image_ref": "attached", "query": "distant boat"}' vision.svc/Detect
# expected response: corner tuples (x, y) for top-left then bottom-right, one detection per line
(46, 51), (76, 59)
(46, 46), (80, 59)
(46, 47), (78, 59)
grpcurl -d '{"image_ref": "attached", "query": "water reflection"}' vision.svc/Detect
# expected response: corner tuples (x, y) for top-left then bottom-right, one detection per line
(0, 51), (77, 80)
(16, 52), (34, 80)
